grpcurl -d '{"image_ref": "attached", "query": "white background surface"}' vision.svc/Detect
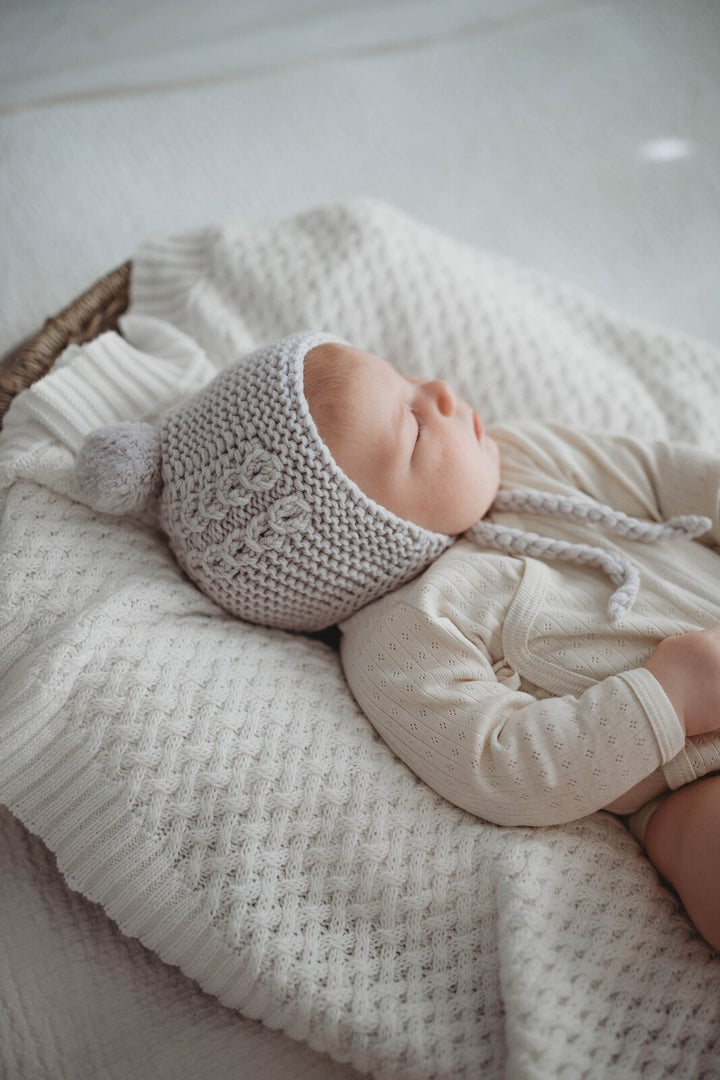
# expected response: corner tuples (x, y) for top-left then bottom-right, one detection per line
(1, 3), (718, 1078)
(1, 0), (719, 353)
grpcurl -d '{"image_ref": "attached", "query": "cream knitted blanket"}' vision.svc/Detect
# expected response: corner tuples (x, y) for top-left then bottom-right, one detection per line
(2, 200), (720, 1079)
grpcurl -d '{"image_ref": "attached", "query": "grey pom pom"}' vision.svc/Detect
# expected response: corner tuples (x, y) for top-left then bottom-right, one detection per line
(76, 422), (162, 514)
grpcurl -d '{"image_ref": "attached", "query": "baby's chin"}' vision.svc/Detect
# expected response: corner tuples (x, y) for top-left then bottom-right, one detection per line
(487, 435), (502, 481)
(471, 435), (502, 523)
(484, 432), (500, 459)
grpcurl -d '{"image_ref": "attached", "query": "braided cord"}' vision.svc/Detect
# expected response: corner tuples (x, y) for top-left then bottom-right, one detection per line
(466, 490), (712, 621)
(492, 488), (711, 542)
(467, 520), (639, 620)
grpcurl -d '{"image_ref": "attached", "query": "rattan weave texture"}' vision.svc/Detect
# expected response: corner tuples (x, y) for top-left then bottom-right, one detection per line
(0, 261), (131, 424)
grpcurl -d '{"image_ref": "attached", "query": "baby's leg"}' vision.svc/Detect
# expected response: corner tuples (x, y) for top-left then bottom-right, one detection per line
(644, 775), (720, 951)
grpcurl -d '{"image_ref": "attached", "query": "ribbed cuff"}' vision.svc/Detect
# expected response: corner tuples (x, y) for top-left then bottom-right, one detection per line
(0, 317), (215, 457)
(130, 227), (218, 328)
(663, 732), (720, 790)
(0, 671), (259, 1015)
(618, 665), (687, 766)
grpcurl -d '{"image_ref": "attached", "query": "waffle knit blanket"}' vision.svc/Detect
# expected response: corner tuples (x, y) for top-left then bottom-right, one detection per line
(1, 200), (719, 1079)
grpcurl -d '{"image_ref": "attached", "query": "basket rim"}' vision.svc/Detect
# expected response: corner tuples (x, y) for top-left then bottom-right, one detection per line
(0, 260), (131, 426)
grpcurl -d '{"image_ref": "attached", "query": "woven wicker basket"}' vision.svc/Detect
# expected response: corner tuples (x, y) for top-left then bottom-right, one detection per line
(0, 261), (131, 425)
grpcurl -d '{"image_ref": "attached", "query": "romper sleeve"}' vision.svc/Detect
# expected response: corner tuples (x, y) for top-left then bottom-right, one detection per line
(339, 587), (686, 827)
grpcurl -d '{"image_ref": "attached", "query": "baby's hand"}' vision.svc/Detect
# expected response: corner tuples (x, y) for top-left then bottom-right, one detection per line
(644, 627), (720, 737)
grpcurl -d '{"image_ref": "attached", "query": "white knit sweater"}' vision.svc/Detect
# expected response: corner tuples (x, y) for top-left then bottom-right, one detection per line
(340, 420), (720, 827)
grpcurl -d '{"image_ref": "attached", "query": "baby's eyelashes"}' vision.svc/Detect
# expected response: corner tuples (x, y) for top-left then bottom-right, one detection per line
(410, 408), (424, 448)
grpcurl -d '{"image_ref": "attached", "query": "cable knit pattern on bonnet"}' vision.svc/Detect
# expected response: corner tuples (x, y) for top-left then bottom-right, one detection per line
(469, 489), (711, 621)
(76, 331), (454, 631)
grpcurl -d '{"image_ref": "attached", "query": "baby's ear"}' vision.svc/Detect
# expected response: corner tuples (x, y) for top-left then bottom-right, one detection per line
(76, 422), (162, 514)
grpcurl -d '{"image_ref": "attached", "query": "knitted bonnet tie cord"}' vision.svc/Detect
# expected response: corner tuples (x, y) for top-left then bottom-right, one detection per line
(466, 489), (712, 622)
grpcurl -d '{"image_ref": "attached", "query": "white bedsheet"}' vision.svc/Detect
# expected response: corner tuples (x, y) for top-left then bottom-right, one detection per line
(2, 1), (719, 351)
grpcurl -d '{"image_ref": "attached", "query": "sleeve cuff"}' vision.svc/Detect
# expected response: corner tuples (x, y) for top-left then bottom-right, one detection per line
(129, 227), (217, 329)
(0, 317), (215, 457)
(128, 225), (258, 370)
(617, 665), (687, 765)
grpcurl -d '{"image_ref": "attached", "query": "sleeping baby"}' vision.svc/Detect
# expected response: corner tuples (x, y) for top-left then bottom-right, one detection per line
(76, 330), (720, 951)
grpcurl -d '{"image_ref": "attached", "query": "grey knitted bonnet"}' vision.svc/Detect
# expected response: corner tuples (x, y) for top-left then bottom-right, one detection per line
(76, 331), (454, 631)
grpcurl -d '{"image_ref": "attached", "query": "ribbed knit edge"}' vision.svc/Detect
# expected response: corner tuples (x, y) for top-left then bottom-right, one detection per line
(0, 325), (215, 460)
(617, 666), (688, 768)
(1, 679), (268, 1015)
(662, 743), (702, 789)
(129, 228), (217, 327)
(33, 336), (181, 448)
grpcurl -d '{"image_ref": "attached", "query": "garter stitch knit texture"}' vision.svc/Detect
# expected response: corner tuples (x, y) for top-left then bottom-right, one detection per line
(77, 330), (454, 631)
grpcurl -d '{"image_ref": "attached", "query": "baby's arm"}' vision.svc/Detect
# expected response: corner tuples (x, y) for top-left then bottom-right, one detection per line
(340, 597), (688, 827)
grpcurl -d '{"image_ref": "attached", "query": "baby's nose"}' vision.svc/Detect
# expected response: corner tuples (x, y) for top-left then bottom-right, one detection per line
(428, 379), (456, 416)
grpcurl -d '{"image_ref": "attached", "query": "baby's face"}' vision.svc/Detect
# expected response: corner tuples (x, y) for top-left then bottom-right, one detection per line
(304, 343), (500, 534)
